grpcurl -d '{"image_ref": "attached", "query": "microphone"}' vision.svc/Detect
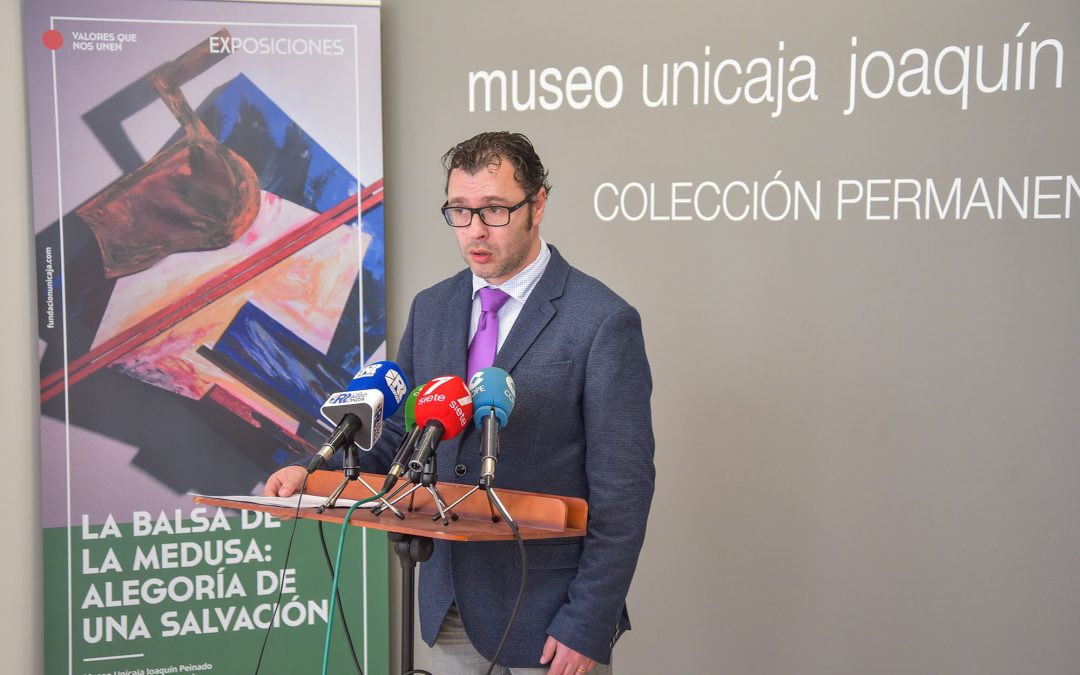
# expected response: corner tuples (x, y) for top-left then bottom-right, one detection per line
(407, 376), (473, 472)
(307, 361), (409, 473)
(468, 367), (516, 487)
(381, 385), (424, 492)
(345, 359), (411, 414)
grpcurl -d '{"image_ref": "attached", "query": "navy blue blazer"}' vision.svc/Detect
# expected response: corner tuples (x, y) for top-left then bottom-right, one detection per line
(353, 245), (655, 666)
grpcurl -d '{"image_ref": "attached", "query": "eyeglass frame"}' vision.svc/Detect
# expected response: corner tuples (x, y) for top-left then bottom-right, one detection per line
(440, 188), (539, 227)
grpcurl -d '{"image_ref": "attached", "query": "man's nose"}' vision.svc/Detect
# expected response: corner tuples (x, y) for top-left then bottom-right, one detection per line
(465, 212), (488, 237)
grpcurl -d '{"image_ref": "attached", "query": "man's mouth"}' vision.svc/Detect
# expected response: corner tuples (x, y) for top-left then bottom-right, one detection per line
(469, 249), (492, 262)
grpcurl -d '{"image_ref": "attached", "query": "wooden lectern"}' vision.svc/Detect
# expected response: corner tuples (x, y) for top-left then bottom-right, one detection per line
(194, 470), (588, 672)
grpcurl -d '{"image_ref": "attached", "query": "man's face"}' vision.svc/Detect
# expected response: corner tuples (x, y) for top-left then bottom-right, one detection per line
(448, 158), (545, 285)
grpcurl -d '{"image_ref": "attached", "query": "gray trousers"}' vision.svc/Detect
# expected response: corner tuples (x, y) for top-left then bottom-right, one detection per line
(428, 604), (614, 675)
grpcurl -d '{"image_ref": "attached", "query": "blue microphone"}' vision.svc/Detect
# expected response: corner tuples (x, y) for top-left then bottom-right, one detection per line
(308, 361), (409, 472)
(345, 360), (410, 417)
(467, 367), (515, 487)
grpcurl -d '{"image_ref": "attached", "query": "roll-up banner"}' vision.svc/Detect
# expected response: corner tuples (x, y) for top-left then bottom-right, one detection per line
(23, 1), (388, 672)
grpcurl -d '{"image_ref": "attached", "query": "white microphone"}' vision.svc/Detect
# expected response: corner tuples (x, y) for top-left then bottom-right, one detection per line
(307, 389), (385, 473)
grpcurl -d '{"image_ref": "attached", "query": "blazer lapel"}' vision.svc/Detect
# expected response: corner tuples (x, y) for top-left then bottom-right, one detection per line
(442, 271), (473, 380)
(494, 246), (569, 375)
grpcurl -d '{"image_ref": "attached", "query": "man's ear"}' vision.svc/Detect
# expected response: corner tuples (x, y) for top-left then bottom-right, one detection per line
(531, 187), (547, 227)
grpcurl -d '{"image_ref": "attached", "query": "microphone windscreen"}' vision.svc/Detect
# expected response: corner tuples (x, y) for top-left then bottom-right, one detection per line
(403, 385), (423, 432)
(414, 376), (473, 439)
(346, 360), (409, 417)
(468, 367), (516, 428)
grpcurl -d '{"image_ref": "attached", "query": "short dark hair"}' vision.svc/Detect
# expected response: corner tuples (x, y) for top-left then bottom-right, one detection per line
(442, 131), (552, 197)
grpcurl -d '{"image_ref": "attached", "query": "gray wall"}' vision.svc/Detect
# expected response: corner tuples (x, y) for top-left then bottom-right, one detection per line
(3, 0), (42, 672)
(5, 0), (1080, 673)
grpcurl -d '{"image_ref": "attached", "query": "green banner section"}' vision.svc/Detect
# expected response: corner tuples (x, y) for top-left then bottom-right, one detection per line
(45, 511), (388, 675)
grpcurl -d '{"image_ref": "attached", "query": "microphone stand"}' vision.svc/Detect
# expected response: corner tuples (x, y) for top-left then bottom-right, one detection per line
(371, 450), (459, 525)
(315, 444), (404, 518)
(440, 483), (501, 524)
(442, 410), (502, 522)
(485, 486), (514, 528)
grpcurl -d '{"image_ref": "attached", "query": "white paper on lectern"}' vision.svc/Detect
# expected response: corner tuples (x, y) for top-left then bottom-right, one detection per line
(189, 493), (377, 509)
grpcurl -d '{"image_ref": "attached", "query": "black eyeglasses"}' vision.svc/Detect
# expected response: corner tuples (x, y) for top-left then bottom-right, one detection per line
(441, 189), (538, 227)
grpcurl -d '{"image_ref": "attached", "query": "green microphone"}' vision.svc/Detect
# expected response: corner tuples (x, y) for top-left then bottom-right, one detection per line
(381, 385), (424, 491)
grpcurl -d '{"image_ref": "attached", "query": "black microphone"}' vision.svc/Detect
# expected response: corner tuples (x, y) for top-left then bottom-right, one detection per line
(308, 413), (364, 473)
(382, 425), (421, 492)
(408, 422), (446, 473)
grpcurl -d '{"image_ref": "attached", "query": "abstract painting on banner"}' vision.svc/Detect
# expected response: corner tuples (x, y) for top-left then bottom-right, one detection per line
(22, 0), (388, 672)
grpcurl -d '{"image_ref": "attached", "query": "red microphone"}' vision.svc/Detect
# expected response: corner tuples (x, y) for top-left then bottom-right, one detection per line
(407, 376), (474, 471)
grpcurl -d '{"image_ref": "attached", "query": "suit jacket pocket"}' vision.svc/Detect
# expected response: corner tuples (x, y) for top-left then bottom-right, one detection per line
(513, 540), (583, 569)
(511, 359), (573, 383)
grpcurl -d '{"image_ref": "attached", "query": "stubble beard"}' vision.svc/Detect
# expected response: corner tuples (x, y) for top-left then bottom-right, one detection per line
(470, 204), (535, 282)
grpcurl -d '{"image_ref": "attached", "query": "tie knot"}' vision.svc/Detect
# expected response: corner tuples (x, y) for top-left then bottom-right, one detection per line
(478, 287), (511, 313)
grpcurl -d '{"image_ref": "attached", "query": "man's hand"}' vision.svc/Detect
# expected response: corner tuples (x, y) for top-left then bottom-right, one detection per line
(539, 635), (596, 674)
(263, 466), (307, 497)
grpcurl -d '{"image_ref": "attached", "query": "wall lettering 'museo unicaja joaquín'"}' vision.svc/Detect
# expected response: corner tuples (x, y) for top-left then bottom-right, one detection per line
(466, 22), (1064, 119)
(460, 21), (1072, 227)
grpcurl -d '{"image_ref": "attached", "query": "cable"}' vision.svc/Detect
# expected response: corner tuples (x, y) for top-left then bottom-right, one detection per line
(318, 520), (364, 674)
(483, 488), (527, 675)
(253, 474), (309, 675)
(320, 489), (389, 675)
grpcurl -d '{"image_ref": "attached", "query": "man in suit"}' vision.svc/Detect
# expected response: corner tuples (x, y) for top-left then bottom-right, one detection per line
(266, 131), (655, 674)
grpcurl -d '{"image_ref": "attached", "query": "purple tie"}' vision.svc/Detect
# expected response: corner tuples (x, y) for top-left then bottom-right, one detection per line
(468, 287), (511, 379)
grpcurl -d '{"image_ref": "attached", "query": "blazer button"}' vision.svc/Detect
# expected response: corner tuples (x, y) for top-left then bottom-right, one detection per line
(454, 464), (468, 477)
